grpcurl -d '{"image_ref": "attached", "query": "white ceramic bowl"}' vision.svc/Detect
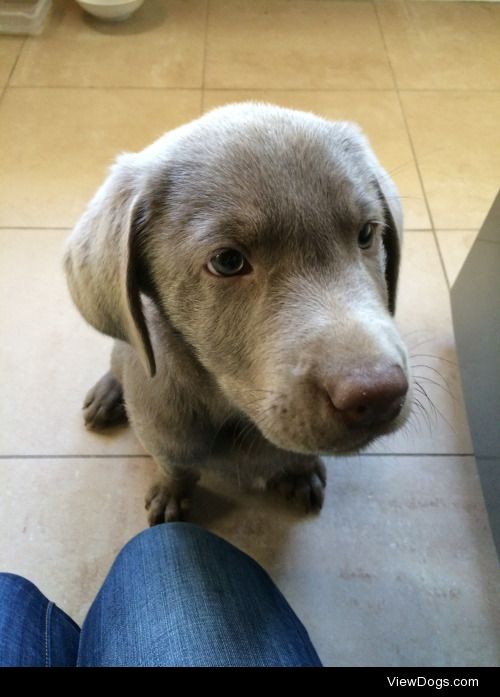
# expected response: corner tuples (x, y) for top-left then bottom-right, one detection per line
(76, 0), (144, 22)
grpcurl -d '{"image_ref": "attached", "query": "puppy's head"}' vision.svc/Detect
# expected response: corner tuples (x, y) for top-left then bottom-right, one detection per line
(65, 103), (411, 455)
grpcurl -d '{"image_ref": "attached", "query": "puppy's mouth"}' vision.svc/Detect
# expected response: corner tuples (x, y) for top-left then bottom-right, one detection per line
(318, 407), (409, 455)
(257, 419), (403, 457)
(241, 381), (411, 456)
(258, 413), (407, 456)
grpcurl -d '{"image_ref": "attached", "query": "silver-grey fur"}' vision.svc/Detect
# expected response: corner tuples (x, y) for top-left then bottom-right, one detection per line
(64, 102), (411, 524)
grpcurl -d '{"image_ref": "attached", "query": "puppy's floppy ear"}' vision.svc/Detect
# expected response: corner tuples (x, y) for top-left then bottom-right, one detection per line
(332, 122), (403, 315)
(373, 169), (403, 315)
(64, 160), (156, 377)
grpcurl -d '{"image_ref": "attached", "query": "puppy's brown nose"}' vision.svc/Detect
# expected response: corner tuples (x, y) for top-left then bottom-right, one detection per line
(327, 365), (408, 429)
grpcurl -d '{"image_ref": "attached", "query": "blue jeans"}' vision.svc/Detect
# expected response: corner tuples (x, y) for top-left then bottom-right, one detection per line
(0, 523), (321, 667)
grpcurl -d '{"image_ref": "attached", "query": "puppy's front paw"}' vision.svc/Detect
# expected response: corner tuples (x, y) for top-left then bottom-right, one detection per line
(145, 481), (185, 525)
(83, 371), (127, 431)
(145, 471), (200, 526)
(267, 458), (326, 513)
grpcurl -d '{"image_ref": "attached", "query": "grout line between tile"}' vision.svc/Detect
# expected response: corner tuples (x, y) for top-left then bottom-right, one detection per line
(373, 2), (451, 293)
(197, 87), (500, 95)
(200, 0), (210, 110)
(0, 454), (151, 459)
(0, 453), (475, 460)
(345, 452), (475, 459)
(6, 36), (26, 84)
(0, 37), (26, 107)
(0, 226), (72, 231)
(2, 227), (474, 233)
(433, 229), (481, 234)
(5, 84), (500, 93)
(5, 85), (205, 92)
(403, 229), (475, 234)
(403, 229), (432, 233)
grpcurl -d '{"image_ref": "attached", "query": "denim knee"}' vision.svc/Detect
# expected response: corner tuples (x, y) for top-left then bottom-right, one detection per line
(113, 522), (267, 583)
(117, 522), (229, 562)
(79, 524), (322, 666)
(0, 573), (80, 667)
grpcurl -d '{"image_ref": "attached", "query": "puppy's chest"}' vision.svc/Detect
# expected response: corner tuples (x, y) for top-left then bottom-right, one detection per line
(208, 416), (260, 457)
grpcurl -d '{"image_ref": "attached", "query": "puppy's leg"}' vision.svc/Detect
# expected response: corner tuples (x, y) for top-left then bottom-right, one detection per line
(145, 465), (200, 526)
(266, 456), (326, 513)
(224, 428), (327, 513)
(83, 371), (128, 431)
(116, 340), (210, 525)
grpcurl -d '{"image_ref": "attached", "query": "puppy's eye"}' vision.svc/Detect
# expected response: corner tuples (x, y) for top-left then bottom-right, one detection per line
(207, 249), (251, 277)
(358, 222), (376, 250)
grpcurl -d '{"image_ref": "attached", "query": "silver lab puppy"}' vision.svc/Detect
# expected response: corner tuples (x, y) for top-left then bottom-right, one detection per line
(64, 102), (411, 524)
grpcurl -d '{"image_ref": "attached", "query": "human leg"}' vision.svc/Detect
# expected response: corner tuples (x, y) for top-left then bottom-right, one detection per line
(0, 573), (79, 667)
(78, 523), (321, 667)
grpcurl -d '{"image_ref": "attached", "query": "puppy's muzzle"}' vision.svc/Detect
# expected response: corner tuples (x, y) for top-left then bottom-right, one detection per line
(326, 364), (408, 429)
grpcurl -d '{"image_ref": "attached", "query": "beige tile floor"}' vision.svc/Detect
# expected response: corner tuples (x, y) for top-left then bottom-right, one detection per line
(0, 0), (499, 667)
